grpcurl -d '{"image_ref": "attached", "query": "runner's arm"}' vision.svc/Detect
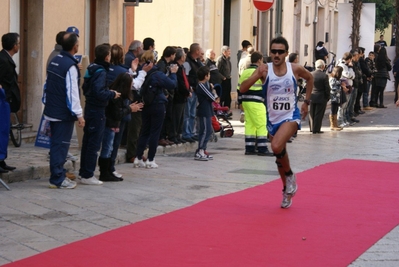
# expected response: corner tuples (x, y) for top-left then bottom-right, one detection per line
(240, 63), (267, 93)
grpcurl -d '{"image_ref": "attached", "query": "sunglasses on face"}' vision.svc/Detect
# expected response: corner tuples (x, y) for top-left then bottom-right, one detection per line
(270, 49), (287, 55)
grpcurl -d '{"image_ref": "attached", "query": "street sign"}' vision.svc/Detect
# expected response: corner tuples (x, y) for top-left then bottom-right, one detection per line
(253, 0), (274, 12)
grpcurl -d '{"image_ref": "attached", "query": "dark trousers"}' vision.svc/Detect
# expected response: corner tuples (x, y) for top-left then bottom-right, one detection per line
(79, 109), (106, 178)
(160, 96), (174, 140)
(354, 80), (365, 112)
(170, 102), (185, 140)
(221, 78), (232, 109)
(374, 85), (386, 106)
(370, 79), (377, 106)
(136, 103), (165, 162)
(309, 101), (327, 133)
(110, 119), (127, 172)
(49, 120), (74, 186)
(330, 103), (339, 115)
(126, 111), (142, 160)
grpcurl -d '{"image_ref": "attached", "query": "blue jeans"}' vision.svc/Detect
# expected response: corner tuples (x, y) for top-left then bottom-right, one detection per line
(100, 127), (115, 158)
(136, 103), (165, 161)
(49, 120), (74, 186)
(346, 88), (357, 120)
(363, 81), (372, 107)
(79, 109), (106, 178)
(197, 116), (212, 151)
(182, 92), (197, 139)
(110, 120), (127, 172)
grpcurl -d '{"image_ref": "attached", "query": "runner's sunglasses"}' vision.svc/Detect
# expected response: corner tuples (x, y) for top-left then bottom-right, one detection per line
(270, 49), (287, 55)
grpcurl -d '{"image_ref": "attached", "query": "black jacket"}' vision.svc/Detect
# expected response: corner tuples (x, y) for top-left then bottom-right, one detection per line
(0, 49), (21, 112)
(311, 70), (330, 103)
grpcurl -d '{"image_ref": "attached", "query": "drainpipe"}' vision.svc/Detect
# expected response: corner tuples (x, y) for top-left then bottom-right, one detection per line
(275, 0), (283, 37)
(313, 0), (318, 64)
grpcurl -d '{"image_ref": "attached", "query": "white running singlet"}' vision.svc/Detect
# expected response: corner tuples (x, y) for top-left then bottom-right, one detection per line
(263, 62), (300, 135)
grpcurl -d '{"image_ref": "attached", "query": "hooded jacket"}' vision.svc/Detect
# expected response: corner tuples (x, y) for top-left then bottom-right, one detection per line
(83, 60), (116, 110)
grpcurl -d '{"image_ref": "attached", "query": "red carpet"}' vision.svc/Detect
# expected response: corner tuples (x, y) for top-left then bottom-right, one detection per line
(5, 159), (399, 267)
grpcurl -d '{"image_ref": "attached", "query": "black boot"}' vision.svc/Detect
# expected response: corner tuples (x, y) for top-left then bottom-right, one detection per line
(0, 166), (8, 173)
(0, 161), (16, 171)
(99, 157), (122, 182)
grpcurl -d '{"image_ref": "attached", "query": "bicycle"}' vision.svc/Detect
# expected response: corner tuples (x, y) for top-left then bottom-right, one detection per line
(9, 112), (30, 147)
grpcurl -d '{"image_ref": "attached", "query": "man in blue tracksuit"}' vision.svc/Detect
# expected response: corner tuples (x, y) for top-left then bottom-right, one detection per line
(78, 44), (120, 185)
(44, 33), (85, 189)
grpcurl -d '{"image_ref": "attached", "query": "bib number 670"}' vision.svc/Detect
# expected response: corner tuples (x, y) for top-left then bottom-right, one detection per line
(273, 102), (290, 110)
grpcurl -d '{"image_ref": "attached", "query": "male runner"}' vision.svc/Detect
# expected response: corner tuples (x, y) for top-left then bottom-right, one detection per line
(240, 36), (313, 208)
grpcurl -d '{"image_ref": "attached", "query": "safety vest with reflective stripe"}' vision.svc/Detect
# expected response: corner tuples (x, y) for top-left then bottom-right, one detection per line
(237, 65), (264, 103)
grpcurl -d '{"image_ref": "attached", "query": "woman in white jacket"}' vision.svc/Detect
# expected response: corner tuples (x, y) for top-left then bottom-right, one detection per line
(337, 52), (355, 127)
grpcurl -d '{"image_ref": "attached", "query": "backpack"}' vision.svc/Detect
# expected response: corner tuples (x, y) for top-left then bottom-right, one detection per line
(140, 69), (158, 105)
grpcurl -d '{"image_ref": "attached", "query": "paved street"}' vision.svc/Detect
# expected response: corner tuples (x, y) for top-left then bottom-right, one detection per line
(0, 92), (398, 266)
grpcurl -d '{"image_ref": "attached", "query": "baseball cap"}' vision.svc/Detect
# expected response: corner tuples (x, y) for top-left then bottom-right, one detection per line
(66, 26), (79, 37)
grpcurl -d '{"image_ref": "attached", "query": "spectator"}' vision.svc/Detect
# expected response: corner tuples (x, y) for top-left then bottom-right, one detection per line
(309, 59), (330, 134)
(315, 41), (328, 62)
(288, 53), (299, 64)
(0, 32), (20, 173)
(46, 30), (81, 179)
(170, 48), (190, 145)
(79, 44), (120, 185)
(157, 46), (177, 146)
(375, 35), (387, 47)
(194, 66), (215, 161)
(238, 46), (255, 76)
(372, 46), (391, 108)
(355, 47), (371, 115)
(182, 43), (203, 143)
(44, 33), (85, 188)
(328, 66), (345, 131)
(105, 44), (150, 179)
(99, 73), (143, 181)
(143, 37), (157, 62)
(337, 52), (355, 127)
(124, 40), (147, 163)
(125, 40), (143, 69)
(205, 49), (223, 86)
(364, 51), (376, 110)
(347, 49), (361, 123)
(217, 45), (232, 108)
(236, 40), (252, 67)
(133, 51), (177, 169)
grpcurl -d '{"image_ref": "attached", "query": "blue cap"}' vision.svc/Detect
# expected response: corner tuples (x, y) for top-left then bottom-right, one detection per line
(66, 26), (79, 37)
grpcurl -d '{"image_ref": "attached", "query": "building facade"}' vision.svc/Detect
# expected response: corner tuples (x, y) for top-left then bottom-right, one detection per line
(0, 0), (348, 133)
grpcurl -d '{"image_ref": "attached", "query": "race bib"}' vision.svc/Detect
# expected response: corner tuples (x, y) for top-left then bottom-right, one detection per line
(270, 95), (291, 111)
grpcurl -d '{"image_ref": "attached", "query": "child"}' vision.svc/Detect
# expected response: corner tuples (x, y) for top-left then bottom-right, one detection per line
(99, 72), (143, 182)
(212, 97), (233, 118)
(79, 44), (121, 185)
(195, 66), (215, 161)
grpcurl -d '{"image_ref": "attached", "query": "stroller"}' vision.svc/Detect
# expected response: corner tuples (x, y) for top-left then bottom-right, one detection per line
(210, 84), (234, 142)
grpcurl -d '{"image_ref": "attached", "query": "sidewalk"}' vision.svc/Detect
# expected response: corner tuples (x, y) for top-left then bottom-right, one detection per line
(1, 92), (399, 266)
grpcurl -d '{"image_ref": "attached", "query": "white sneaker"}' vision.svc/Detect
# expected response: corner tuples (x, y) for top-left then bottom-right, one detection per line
(146, 160), (158, 168)
(66, 153), (78, 161)
(194, 149), (208, 161)
(133, 158), (146, 168)
(112, 171), (123, 178)
(285, 173), (298, 195)
(204, 150), (213, 160)
(49, 178), (77, 189)
(79, 176), (103, 185)
(281, 191), (293, 209)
